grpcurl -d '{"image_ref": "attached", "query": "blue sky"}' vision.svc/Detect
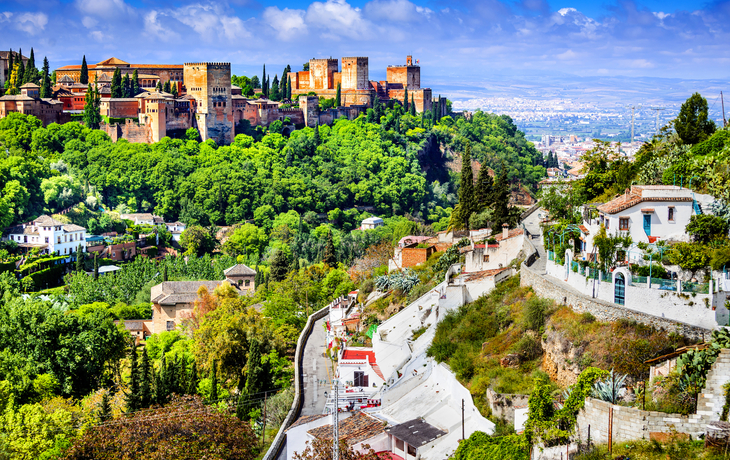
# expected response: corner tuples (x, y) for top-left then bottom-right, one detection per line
(0, 0), (728, 82)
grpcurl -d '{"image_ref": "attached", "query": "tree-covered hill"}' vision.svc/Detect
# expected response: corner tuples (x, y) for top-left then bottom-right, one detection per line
(0, 106), (545, 229)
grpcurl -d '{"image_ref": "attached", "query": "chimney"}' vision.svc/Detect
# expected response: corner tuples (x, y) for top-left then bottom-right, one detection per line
(502, 223), (509, 240)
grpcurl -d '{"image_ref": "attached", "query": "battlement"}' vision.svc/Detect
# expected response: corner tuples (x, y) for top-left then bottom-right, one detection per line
(342, 57), (368, 61)
(309, 58), (338, 63)
(184, 62), (231, 67)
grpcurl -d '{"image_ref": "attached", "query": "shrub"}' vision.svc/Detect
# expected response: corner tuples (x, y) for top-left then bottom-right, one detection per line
(512, 330), (542, 361)
(523, 297), (551, 331)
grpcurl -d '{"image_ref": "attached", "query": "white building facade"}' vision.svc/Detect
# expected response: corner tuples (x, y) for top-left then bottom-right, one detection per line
(6, 215), (87, 256)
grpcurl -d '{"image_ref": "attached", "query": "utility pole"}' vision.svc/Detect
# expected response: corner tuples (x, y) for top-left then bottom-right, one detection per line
(333, 379), (339, 460)
(461, 399), (465, 441)
(722, 91), (727, 127)
(650, 107), (666, 134)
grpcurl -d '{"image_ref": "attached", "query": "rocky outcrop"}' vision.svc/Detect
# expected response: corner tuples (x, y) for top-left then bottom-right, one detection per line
(541, 328), (586, 387)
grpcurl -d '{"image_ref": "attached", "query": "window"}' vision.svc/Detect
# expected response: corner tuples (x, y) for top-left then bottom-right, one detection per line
(619, 218), (629, 230)
(668, 207), (675, 221)
(45, 237), (49, 243)
(245, 279), (250, 287)
(408, 445), (417, 456)
(483, 255), (489, 263)
(395, 439), (404, 451)
(166, 321), (175, 331)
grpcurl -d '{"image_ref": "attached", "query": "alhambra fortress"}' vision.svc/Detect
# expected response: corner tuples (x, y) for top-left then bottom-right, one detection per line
(0, 54), (444, 145)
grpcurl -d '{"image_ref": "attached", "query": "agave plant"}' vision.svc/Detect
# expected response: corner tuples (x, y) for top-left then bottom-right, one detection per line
(374, 275), (391, 292)
(593, 369), (627, 404)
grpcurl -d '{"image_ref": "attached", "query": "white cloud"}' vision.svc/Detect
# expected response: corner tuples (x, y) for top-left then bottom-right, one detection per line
(90, 31), (106, 42)
(75, 0), (135, 19)
(305, 0), (370, 38)
(82, 16), (98, 28)
(15, 12), (48, 34)
(143, 10), (180, 42)
(262, 7), (307, 40)
(364, 0), (418, 22)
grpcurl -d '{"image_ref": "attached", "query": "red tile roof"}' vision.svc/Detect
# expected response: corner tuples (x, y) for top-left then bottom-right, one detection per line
(342, 349), (376, 364)
(597, 187), (693, 215)
(495, 228), (524, 242)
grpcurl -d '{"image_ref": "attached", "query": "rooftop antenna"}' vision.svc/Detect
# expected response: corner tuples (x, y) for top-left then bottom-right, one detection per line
(650, 107), (666, 134)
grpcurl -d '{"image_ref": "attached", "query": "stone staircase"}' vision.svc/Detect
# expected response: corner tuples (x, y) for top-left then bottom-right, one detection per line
(696, 349), (730, 419)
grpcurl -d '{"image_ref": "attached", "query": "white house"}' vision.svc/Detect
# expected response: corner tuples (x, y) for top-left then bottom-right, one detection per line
(120, 213), (164, 226)
(361, 216), (384, 230)
(462, 225), (526, 272)
(165, 221), (186, 242)
(6, 215), (87, 256)
(580, 185), (715, 258)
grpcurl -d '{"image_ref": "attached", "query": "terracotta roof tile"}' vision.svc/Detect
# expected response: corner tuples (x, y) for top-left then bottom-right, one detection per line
(287, 414), (328, 431)
(308, 412), (386, 445)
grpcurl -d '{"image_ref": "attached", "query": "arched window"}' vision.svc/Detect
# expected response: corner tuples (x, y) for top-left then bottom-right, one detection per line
(614, 273), (625, 305)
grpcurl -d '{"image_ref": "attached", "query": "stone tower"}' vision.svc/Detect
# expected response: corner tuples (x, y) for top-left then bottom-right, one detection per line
(308, 58), (338, 90)
(183, 62), (234, 145)
(341, 57), (369, 90)
(144, 93), (169, 143)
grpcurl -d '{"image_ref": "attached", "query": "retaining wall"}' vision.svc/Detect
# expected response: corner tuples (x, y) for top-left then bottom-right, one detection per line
(521, 264), (712, 341)
(262, 305), (330, 460)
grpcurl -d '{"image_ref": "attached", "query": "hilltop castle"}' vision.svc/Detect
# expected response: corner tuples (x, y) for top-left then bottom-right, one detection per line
(0, 55), (443, 145)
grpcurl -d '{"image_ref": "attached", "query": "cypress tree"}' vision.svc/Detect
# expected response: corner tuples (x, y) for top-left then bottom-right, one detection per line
(265, 76), (270, 98)
(322, 230), (336, 266)
(24, 48), (36, 84)
(98, 390), (112, 422)
(121, 74), (130, 98)
(111, 68), (122, 98)
(491, 161), (511, 230)
(80, 55), (88, 85)
(83, 81), (102, 129)
(163, 80), (171, 93)
(7, 49), (13, 85)
(93, 254), (99, 280)
(132, 69), (140, 96)
(373, 94), (382, 120)
(475, 163), (494, 210)
(254, 265), (261, 287)
(125, 344), (140, 413)
(270, 249), (289, 282)
(403, 87), (408, 112)
(453, 142), (477, 230)
(140, 347), (152, 408)
(261, 64), (266, 97)
(17, 49), (25, 87)
(336, 82), (341, 107)
(162, 263), (168, 281)
(155, 352), (169, 405)
(242, 338), (265, 420)
(209, 360), (218, 402)
(431, 97), (439, 125)
(265, 272), (269, 291)
(76, 245), (84, 271)
(170, 82), (178, 97)
(155, 81), (162, 92)
(270, 74), (280, 101)
(40, 57), (51, 98)
(187, 361), (199, 395)
(287, 75), (292, 100)
(410, 94), (416, 116)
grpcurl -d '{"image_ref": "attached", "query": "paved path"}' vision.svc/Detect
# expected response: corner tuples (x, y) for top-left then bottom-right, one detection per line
(300, 316), (331, 416)
(521, 206), (547, 274)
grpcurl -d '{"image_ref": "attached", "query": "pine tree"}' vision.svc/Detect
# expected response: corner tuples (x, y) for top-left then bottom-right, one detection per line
(403, 87), (408, 112)
(40, 57), (51, 98)
(76, 245), (84, 271)
(209, 360), (218, 402)
(491, 161), (511, 230)
(187, 361), (199, 395)
(98, 390), (112, 422)
(270, 74), (280, 101)
(125, 344), (140, 413)
(270, 249), (290, 282)
(453, 142), (477, 230)
(111, 68), (122, 98)
(322, 230), (336, 266)
(80, 55), (88, 85)
(132, 70), (140, 96)
(475, 164), (494, 210)
(140, 347), (152, 408)
(93, 254), (99, 280)
(336, 82), (341, 107)
(410, 94), (416, 116)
